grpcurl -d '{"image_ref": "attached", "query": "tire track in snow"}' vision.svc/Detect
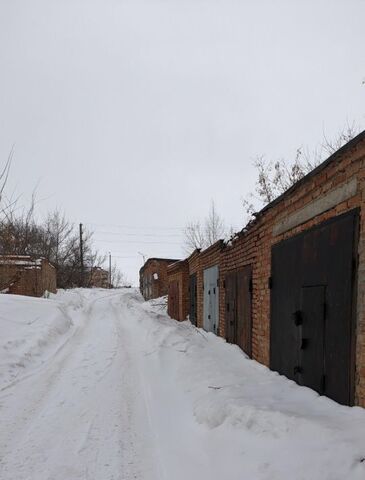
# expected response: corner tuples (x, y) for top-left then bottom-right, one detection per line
(0, 290), (163, 480)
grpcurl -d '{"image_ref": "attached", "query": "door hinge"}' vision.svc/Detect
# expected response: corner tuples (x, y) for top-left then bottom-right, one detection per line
(223, 280), (226, 289)
(268, 277), (273, 289)
(249, 278), (253, 293)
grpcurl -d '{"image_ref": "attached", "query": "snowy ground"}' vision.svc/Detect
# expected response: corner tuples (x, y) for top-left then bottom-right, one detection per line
(1, 289), (365, 480)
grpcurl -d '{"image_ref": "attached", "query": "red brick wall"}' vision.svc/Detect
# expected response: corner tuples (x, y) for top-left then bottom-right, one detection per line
(218, 136), (365, 406)
(0, 259), (57, 297)
(167, 260), (189, 321)
(140, 259), (179, 300)
(164, 135), (365, 406)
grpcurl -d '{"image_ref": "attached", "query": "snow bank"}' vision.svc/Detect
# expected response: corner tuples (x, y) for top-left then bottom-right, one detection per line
(0, 293), (77, 389)
(137, 293), (365, 480)
(1, 288), (364, 479)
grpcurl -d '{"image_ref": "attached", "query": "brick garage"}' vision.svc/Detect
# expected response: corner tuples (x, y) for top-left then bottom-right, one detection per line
(166, 131), (365, 407)
(167, 260), (189, 321)
(140, 258), (180, 300)
(0, 255), (57, 297)
(87, 267), (109, 288)
(218, 131), (365, 407)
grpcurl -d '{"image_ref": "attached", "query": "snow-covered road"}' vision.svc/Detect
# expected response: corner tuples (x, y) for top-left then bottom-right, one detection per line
(1, 289), (365, 480)
(0, 290), (164, 479)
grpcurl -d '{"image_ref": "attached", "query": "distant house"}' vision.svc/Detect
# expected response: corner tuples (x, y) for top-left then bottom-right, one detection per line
(139, 258), (180, 300)
(87, 267), (109, 289)
(0, 255), (57, 297)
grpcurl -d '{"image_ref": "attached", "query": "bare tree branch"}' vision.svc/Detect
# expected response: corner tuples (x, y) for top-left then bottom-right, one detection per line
(242, 124), (360, 218)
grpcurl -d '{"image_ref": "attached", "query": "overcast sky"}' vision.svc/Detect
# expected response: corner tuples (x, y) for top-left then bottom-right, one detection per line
(0, 0), (364, 285)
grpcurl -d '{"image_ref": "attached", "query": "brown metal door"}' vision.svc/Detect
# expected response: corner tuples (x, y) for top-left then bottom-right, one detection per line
(225, 272), (236, 344)
(189, 274), (197, 326)
(270, 209), (358, 405)
(225, 267), (252, 357)
(168, 281), (179, 320)
(236, 266), (252, 357)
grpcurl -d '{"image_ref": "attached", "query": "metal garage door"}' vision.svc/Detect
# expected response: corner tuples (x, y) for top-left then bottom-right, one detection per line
(189, 274), (197, 326)
(203, 265), (219, 334)
(270, 209), (358, 405)
(225, 266), (252, 356)
(168, 280), (179, 320)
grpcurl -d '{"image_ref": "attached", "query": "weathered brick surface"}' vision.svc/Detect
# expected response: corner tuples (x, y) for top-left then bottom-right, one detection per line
(167, 260), (189, 321)
(87, 267), (109, 288)
(219, 136), (365, 406)
(140, 258), (180, 300)
(0, 256), (57, 297)
(175, 134), (365, 407)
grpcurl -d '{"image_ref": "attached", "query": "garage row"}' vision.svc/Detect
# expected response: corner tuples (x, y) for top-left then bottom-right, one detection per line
(145, 131), (365, 407)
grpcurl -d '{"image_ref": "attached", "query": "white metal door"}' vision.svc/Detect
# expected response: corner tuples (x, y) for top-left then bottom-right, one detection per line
(203, 265), (219, 334)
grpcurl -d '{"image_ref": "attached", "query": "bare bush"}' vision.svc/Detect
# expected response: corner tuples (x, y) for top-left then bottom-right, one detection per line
(243, 123), (360, 218)
(183, 201), (227, 255)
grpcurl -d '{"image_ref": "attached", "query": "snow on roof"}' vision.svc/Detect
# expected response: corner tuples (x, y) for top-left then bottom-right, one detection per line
(0, 255), (45, 267)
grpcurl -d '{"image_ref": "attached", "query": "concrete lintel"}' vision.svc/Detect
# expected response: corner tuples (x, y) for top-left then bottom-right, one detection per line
(273, 178), (358, 236)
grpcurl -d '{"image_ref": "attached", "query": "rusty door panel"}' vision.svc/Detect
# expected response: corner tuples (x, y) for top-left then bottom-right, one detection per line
(225, 266), (252, 357)
(270, 209), (358, 405)
(237, 266), (252, 357)
(189, 274), (197, 326)
(168, 280), (179, 321)
(225, 272), (236, 344)
(299, 286), (326, 393)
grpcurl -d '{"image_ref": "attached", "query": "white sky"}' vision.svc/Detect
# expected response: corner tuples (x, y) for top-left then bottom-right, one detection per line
(0, 0), (364, 285)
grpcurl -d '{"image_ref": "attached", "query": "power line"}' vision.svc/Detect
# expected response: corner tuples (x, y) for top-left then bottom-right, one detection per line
(92, 230), (183, 238)
(85, 222), (184, 230)
(107, 255), (140, 258)
(95, 239), (182, 245)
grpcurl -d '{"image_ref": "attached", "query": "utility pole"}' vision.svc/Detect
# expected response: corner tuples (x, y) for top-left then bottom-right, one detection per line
(79, 223), (84, 288)
(109, 252), (112, 289)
